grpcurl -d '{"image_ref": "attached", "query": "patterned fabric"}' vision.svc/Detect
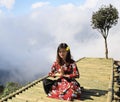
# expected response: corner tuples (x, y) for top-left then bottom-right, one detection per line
(48, 62), (81, 101)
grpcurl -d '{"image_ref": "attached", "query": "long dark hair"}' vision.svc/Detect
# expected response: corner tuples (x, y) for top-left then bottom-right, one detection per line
(56, 43), (74, 65)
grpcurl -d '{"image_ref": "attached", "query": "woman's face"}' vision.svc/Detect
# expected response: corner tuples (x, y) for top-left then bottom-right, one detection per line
(58, 48), (67, 60)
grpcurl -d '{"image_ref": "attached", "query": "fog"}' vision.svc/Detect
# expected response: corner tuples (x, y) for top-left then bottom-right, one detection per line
(0, 0), (120, 84)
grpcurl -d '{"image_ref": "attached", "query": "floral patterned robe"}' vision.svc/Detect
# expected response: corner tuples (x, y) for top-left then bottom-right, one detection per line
(48, 61), (81, 101)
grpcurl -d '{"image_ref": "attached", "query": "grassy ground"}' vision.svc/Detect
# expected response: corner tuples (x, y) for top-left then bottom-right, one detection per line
(76, 57), (113, 102)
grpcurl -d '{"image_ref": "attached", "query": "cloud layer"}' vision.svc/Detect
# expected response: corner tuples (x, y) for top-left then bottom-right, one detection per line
(0, 0), (120, 84)
(0, 0), (15, 10)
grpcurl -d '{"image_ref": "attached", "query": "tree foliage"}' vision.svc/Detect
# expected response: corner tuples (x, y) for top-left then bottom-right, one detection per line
(0, 84), (4, 96)
(91, 4), (119, 58)
(92, 4), (119, 38)
(1, 82), (21, 97)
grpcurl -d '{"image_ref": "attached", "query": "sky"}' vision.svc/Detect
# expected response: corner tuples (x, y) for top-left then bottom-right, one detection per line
(0, 0), (120, 84)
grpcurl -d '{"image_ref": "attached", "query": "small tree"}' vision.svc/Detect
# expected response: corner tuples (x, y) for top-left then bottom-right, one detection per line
(2, 82), (21, 97)
(91, 4), (119, 59)
(0, 84), (4, 95)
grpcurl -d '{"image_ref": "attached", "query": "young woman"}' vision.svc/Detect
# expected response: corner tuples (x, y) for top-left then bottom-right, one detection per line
(43, 43), (81, 101)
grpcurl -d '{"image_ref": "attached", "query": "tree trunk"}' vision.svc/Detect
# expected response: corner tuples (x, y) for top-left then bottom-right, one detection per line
(104, 37), (108, 59)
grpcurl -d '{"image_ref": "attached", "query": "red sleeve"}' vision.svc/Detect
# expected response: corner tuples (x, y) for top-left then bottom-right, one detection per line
(69, 63), (80, 78)
(48, 62), (59, 77)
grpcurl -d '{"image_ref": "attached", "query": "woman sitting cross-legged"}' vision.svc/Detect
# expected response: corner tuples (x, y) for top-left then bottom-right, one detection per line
(43, 43), (81, 101)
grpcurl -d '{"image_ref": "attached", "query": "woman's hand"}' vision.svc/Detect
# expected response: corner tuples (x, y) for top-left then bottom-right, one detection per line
(54, 67), (64, 77)
(60, 66), (64, 75)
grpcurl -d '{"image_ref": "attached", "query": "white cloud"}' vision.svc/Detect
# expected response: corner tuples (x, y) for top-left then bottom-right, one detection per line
(0, 0), (120, 83)
(31, 2), (50, 9)
(0, 9), (2, 13)
(82, 0), (99, 9)
(0, 0), (15, 10)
